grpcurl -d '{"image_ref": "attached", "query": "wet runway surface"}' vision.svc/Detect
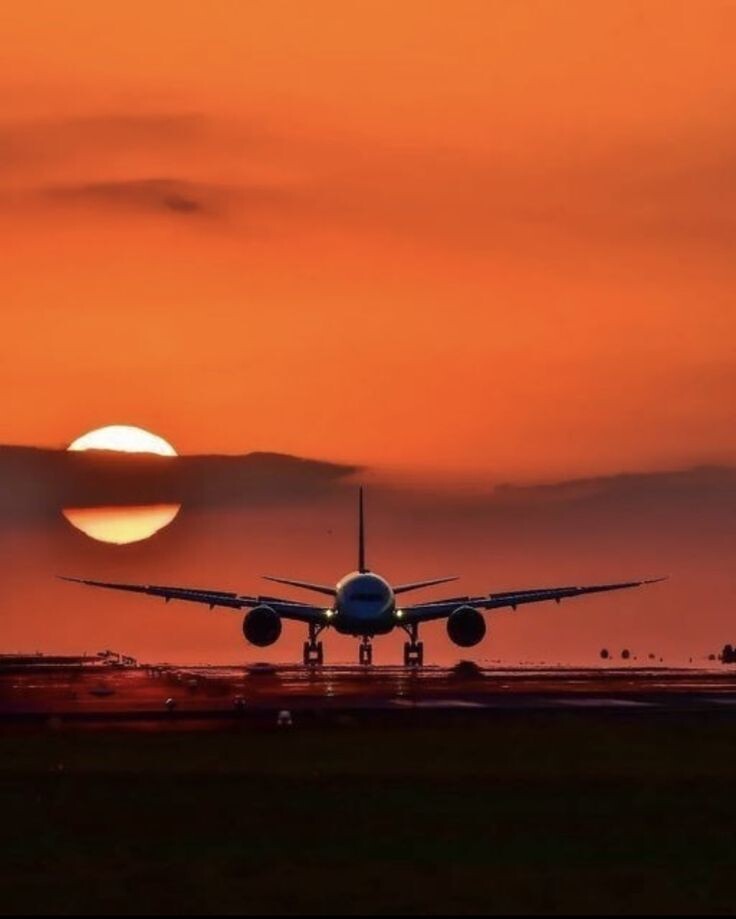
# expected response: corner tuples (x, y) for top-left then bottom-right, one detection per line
(3, 656), (736, 726)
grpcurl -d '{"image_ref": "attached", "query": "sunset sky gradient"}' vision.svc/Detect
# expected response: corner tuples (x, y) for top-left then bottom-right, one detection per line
(2, 1), (735, 663)
(2, 0), (735, 479)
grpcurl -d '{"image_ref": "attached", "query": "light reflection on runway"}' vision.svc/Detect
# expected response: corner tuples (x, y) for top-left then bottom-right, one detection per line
(3, 657), (736, 726)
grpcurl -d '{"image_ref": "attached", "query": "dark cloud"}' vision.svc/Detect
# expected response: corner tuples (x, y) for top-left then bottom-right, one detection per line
(353, 465), (736, 566)
(395, 465), (736, 538)
(0, 446), (358, 520)
(2, 107), (736, 250)
(42, 178), (222, 217)
(0, 112), (295, 222)
(29, 177), (300, 220)
(488, 466), (736, 510)
(3, 444), (734, 539)
(5, 110), (735, 246)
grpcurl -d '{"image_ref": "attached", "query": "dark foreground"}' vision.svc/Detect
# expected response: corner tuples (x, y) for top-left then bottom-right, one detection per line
(3, 713), (736, 915)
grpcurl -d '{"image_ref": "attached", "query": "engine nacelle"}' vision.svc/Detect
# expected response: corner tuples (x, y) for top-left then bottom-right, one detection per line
(242, 605), (282, 647)
(446, 605), (486, 648)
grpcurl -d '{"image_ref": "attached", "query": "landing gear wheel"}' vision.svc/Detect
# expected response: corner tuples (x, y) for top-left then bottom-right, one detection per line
(404, 641), (424, 667)
(303, 640), (324, 667)
(359, 639), (373, 666)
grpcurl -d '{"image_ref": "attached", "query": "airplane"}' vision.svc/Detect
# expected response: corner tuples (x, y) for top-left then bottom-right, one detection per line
(61, 488), (664, 667)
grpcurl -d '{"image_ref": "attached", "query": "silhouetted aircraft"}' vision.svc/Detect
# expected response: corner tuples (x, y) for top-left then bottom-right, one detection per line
(61, 488), (664, 666)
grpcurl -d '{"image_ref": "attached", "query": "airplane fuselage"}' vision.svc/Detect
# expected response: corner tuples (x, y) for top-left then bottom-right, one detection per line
(332, 571), (397, 636)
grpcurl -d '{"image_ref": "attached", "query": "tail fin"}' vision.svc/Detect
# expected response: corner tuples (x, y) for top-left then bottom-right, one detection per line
(358, 486), (367, 572)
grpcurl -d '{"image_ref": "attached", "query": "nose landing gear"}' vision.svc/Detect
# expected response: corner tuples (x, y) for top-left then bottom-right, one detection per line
(359, 637), (373, 666)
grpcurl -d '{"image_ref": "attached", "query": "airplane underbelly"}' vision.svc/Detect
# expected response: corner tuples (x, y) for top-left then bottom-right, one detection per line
(334, 602), (394, 636)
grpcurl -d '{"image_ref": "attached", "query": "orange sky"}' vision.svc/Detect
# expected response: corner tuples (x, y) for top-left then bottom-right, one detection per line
(2, 2), (736, 664)
(2, 0), (736, 481)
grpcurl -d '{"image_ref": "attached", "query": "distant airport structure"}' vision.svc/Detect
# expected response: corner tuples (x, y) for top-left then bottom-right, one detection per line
(62, 489), (663, 666)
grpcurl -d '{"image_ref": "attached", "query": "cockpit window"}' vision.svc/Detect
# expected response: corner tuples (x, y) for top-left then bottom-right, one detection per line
(351, 592), (384, 601)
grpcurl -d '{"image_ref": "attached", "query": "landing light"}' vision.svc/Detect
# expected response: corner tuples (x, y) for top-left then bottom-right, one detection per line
(324, 609), (335, 619)
(396, 609), (404, 619)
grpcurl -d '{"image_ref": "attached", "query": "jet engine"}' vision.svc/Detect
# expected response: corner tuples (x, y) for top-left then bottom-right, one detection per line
(446, 605), (486, 647)
(242, 605), (282, 647)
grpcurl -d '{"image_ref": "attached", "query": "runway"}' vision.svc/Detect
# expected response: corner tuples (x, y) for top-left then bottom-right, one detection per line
(3, 655), (736, 726)
(5, 657), (736, 914)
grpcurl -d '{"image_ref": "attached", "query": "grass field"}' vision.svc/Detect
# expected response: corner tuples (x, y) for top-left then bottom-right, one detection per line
(2, 712), (736, 915)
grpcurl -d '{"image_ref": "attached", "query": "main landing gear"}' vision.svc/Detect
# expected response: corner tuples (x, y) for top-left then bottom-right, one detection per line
(303, 623), (324, 667)
(303, 625), (425, 668)
(403, 623), (424, 667)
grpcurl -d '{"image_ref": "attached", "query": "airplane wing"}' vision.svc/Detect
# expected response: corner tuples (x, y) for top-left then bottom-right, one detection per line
(58, 576), (328, 624)
(400, 577), (666, 623)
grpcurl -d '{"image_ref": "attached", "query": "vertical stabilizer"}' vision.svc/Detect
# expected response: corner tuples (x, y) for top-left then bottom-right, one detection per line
(358, 486), (367, 572)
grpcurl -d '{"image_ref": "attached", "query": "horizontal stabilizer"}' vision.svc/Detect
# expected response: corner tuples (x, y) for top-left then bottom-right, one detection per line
(394, 576), (458, 595)
(261, 575), (335, 597)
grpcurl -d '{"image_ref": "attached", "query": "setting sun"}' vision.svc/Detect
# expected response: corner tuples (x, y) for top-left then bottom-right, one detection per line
(63, 425), (179, 543)
(67, 425), (177, 456)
